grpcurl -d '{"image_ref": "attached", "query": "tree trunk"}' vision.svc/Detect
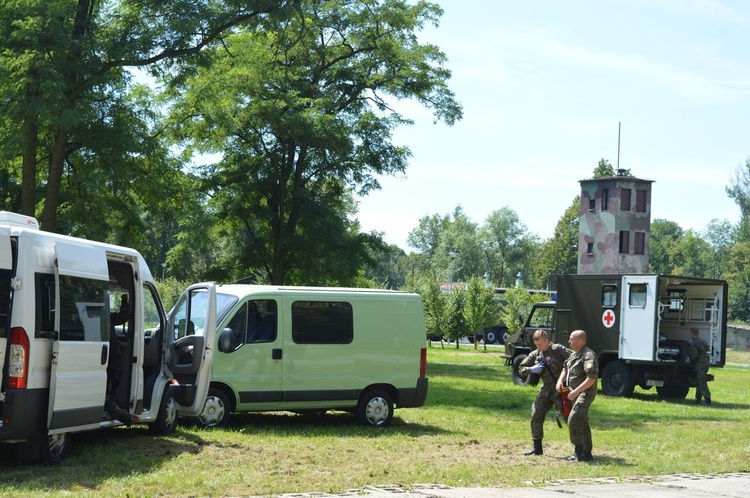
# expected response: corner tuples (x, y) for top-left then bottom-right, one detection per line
(21, 113), (38, 217)
(41, 126), (68, 232)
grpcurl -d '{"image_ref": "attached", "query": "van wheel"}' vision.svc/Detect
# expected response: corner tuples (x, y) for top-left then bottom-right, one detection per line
(196, 388), (230, 428)
(149, 388), (178, 435)
(511, 354), (531, 386)
(356, 389), (393, 427)
(601, 361), (635, 397)
(35, 433), (69, 465)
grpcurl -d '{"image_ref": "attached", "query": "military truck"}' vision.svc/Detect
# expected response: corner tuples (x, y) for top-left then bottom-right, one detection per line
(466, 288), (555, 344)
(504, 274), (727, 398)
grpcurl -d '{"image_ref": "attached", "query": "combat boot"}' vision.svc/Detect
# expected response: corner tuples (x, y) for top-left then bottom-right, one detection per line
(523, 439), (543, 456)
(580, 450), (593, 462)
(695, 393), (702, 405)
(705, 397), (712, 406)
(566, 445), (582, 461)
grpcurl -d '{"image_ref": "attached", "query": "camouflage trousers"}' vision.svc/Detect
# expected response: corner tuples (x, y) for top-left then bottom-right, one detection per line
(695, 364), (711, 400)
(530, 390), (563, 440)
(567, 391), (594, 452)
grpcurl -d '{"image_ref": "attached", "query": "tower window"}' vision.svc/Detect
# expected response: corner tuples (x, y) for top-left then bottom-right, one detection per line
(621, 188), (631, 211)
(619, 231), (630, 254)
(602, 189), (609, 211)
(636, 189), (647, 212)
(634, 232), (646, 255)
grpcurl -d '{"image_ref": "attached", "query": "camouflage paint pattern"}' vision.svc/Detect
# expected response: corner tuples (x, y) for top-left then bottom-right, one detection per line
(577, 174), (654, 274)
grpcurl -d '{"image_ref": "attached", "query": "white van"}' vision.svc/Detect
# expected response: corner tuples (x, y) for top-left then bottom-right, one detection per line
(0, 212), (217, 463)
(195, 285), (428, 428)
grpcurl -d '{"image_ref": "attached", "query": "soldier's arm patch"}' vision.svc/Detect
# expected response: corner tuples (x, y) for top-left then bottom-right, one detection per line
(584, 360), (594, 370)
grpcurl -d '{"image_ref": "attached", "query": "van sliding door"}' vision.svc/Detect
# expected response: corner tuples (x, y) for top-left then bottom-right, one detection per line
(48, 242), (110, 433)
(0, 232), (12, 391)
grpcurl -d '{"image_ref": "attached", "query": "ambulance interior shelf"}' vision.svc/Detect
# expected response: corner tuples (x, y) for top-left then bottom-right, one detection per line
(657, 295), (719, 324)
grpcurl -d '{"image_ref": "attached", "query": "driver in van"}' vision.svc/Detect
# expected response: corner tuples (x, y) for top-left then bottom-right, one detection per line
(105, 293), (141, 424)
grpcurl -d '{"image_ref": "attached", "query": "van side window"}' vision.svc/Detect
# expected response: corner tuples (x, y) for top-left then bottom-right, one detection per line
(292, 301), (353, 344)
(35, 274), (56, 337)
(226, 300), (278, 350)
(58, 275), (109, 342)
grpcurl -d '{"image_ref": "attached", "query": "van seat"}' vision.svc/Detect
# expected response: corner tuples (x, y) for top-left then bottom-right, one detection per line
(249, 315), (276, 342)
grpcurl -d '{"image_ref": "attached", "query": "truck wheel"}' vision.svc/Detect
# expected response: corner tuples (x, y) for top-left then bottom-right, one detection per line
(656, 384), (690, 399)
(355, 389), (393, 427)
(601, 361), (635, 397)
(149, 387), (178, 435)
(511, 354), (531, 386)
(484, 329), (498, 344)
(196, 388), (230, 428)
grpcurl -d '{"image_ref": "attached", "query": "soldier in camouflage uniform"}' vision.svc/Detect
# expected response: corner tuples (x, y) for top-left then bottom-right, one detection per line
(556, 330), (598, 462)
(688, 327), (711, 406)
(518, 329), (571, 456)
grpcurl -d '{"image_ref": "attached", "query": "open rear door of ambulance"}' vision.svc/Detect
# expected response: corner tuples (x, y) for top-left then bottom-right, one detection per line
(48, 241), (110, 433)
(165, 283), (216, 417)
(0, 230), (13, 392)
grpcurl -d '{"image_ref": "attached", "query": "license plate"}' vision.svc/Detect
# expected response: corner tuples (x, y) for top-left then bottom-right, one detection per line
(646, 379), (664, 387)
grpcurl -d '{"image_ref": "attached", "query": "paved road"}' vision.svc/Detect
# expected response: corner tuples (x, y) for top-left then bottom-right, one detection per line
(263, 473), (750, 498)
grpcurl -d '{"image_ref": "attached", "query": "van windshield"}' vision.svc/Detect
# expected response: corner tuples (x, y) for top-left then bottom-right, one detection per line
(217, 293), (239, 323)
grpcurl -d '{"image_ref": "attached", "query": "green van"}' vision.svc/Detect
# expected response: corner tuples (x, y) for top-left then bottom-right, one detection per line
(196, 285), (428, 428)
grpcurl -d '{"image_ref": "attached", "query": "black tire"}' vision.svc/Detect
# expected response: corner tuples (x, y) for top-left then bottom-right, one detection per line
(484, 329), (498, 344)
(149, 386), (178, 435)
(38, 433), (69, 465)
(601, 360), (635, 397)
(511, 354), (531, 386)
(656, 384), (690, 399)
(355, 389), (394, 427)
(196, 388), (231, 428)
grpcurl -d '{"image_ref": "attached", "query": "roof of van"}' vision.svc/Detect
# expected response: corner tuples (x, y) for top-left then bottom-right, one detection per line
(216, 284), (419, 298)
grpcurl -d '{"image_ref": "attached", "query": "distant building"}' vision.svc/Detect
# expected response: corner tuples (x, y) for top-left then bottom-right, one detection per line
(578, 170), (654, 274)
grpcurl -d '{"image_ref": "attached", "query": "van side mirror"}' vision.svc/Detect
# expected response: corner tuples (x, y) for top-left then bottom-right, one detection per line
(218, 328), (235, 353)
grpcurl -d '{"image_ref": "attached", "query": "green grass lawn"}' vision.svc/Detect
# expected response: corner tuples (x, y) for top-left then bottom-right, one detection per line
(1, 344), (749, 497)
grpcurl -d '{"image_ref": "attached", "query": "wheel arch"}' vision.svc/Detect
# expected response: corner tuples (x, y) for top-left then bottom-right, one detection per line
(209, 381), (238, 412)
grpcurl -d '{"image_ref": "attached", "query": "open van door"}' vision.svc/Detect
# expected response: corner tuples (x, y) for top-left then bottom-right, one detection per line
(166, 283), (216, 416)
(48, 242), (111, 432)
(0, 231), (13, 391)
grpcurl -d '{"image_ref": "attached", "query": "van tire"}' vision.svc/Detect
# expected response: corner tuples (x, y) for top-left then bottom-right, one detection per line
(511, 354), (531, 386)
(601, 361), (635, 397)
(356, 389), (393, 427)
(196, 388), (230, 428)
(149, 388), (178, 435)
(24, 433), (70, 465)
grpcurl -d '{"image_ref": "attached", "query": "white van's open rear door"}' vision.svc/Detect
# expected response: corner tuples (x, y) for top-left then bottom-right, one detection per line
(48, 242), (110, 433)
(166, 283), (216, 416)
(0, 231), (12, 391)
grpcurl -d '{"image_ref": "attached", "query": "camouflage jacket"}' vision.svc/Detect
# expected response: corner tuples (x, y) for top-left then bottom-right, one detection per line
(564, 346), (598, 393)
(689, 337), (710, 368)
(520, 343), (571, 395)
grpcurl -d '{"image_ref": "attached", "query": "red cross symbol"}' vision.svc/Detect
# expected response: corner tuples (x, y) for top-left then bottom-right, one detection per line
(602, 309), (616, 328)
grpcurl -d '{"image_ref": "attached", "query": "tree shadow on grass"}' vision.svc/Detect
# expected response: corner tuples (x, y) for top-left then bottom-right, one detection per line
(0, 427), (210, 491)
(219, 409), (451, 437)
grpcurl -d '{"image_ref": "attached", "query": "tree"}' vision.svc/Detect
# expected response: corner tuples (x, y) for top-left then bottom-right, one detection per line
(413, 271), (450, 347)
(165, 0), (462, 285)
(726, 158), (750, 241)
(464, 276), (499, 350)
(445, 286), (469, 348)
(533, 196), (579, 287)
(592, 158), (630, 178)
(0, 1), (288, 232)
(498, 287), (543, 337)
(482, 207), (541, 288)
(648, 219), (684, 274)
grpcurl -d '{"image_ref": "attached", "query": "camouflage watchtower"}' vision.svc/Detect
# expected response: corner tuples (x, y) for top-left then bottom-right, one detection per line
(578, 171), (653, 274)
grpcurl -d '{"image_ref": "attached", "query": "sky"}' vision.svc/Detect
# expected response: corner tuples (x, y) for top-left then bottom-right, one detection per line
(354, 0), (750, 251)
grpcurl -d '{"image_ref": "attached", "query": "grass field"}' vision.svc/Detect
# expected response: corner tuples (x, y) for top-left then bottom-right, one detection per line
(1, 345), (749, 497)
